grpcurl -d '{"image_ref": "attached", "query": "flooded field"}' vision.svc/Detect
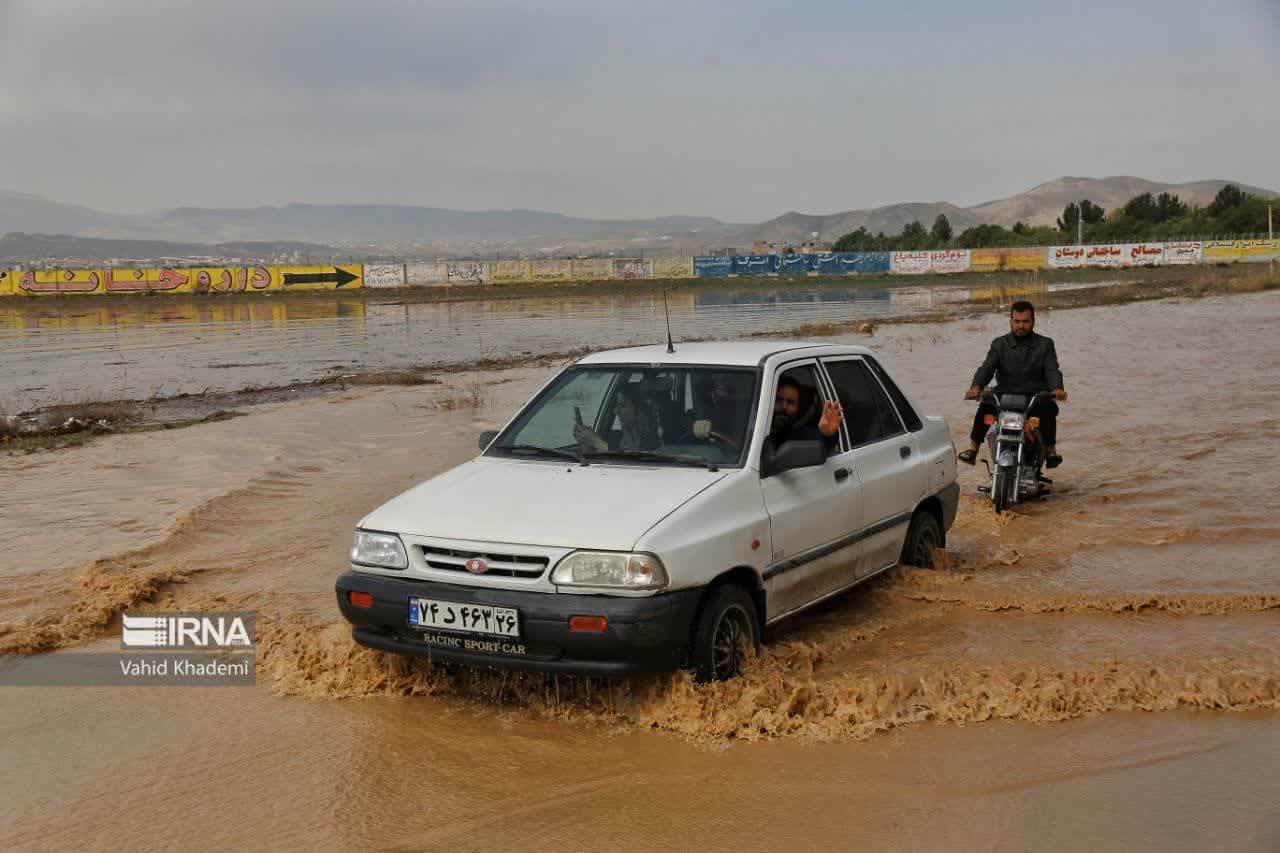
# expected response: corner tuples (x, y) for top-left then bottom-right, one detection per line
(2, 277), (1083, 409)
(2, 287), (1279, 849)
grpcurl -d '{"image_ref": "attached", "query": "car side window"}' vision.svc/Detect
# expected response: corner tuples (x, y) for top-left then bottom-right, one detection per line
(864, 356), (923, 432)
(821, 358), (905, 447)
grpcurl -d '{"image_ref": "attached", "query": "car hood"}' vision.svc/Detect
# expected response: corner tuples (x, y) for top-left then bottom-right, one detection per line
(360, 457), (730, 550)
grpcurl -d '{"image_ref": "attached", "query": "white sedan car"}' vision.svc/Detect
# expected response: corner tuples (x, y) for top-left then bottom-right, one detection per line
(338, 341), (958, 681)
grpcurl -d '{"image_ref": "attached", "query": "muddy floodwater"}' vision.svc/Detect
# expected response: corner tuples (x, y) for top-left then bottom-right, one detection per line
(3, 280), (993, 407)
(2, 288), (1279, 849)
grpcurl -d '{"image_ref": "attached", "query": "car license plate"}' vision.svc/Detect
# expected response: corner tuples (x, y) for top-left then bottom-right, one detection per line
(407, 597), (520, 638)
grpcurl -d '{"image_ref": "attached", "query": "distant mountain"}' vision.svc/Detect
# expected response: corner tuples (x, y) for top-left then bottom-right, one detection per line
(2, 176), (1275, 259)
(967, 176), (1278, 227)
(736, 177), (1278, 243)
(739, 202), (982, 245)
(0, 233), (366, 265)
(88, 204), (728, 245)
(0, 190), (119, 236)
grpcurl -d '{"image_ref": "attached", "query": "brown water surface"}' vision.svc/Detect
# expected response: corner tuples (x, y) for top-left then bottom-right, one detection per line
(2, 290), (1278, 849)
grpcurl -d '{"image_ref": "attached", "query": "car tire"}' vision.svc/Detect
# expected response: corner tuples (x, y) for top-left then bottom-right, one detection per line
(900, 510), (943, 568)
(690, 585), (760, 683)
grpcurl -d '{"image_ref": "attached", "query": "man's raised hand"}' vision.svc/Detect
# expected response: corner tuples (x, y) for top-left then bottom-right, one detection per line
(818, 400), (844, 436)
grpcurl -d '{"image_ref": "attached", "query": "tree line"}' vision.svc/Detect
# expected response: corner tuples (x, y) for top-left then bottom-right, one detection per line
(832, 185), (1279, 252)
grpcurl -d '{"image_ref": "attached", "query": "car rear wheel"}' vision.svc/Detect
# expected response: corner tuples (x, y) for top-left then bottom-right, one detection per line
(690, 585), (760, 683)
(901, 510), (943, 568)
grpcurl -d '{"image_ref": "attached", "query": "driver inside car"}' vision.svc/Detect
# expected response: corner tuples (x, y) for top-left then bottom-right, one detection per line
(572, 384), (661, 453)
(689, 372), (754, 447)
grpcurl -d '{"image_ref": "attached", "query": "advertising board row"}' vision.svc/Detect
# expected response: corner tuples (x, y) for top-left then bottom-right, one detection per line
(2, 240), (1275, 297)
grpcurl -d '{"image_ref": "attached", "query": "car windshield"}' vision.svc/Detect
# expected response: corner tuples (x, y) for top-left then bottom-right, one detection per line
(488, 365), (758, 468)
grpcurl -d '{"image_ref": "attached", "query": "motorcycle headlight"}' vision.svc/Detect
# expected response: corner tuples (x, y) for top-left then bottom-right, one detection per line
(1000, 413), (1024, 430)
(351, 530), (408, 569)
(550, 552), (669, 590)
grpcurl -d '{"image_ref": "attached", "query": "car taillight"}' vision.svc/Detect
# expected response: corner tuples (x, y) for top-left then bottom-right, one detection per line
(348, 591), (373, 608)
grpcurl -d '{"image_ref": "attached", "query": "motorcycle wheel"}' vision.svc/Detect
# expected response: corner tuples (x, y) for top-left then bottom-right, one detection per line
(993, 466), (1013, 513)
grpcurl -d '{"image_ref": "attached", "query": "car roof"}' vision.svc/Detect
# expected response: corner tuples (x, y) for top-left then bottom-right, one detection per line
(575, 340), (875, 367)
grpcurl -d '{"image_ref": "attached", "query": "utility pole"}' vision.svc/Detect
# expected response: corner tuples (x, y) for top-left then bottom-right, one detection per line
(1077, 201), (1083, 247)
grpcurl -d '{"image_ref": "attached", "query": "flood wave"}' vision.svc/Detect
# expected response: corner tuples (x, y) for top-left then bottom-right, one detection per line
(251, 613), (1280, 744)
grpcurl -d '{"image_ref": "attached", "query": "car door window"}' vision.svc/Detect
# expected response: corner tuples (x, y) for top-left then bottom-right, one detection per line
(864, 356), (923, 432)
(821, 358), (905, 447)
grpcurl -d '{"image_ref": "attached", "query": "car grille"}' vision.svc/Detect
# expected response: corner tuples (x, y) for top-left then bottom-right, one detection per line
(418, 546), (549, 579)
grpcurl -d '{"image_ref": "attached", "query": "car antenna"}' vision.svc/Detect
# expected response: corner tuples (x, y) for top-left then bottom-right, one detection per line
(663, 289), (675, 353)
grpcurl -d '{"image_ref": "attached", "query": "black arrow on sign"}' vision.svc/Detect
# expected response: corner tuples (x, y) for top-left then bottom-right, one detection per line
(282, 267), (359, 288)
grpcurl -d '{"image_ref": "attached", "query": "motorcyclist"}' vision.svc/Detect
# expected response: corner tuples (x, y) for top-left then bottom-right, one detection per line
(958, 300), (1068, 468)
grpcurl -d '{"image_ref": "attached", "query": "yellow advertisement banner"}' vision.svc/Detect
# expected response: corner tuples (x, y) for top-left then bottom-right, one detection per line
(570, 259), (611, 280)
(0, 269), (14, 297)
(188, 266), (274, 294)
(1000, 248), (1046, 271)
(970, 282), (1048, 303)
(529, 259), (573, 282)
(14, 268), (105, 295)
(651, 257), (695, 279)
(1204, 239), (1279, 261)
(968, 249), (1002, 273)
(490, 260), (532, 284)
(270, 265), (363, 291)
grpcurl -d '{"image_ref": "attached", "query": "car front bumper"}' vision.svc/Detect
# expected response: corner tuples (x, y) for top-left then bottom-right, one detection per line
(335, 571), (703, 677)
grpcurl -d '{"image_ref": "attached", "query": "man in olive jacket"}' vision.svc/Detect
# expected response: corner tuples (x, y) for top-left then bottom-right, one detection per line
(958, 300), (1068, 468)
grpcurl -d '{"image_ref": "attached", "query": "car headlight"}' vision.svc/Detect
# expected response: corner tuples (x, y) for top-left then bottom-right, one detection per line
(351, 530), (408, 569)
(550, 551), (669, 590)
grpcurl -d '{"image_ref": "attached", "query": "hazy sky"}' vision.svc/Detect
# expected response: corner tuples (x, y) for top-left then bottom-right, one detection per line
(1, 0), (1277, 221)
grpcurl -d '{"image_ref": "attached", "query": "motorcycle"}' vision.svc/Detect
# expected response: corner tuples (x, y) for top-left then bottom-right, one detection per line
(973, 390), (1052, 513)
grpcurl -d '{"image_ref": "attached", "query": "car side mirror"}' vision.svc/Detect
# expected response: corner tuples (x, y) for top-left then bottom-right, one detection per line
(478, 430), (498, 451)
(761, 439), (827, 476)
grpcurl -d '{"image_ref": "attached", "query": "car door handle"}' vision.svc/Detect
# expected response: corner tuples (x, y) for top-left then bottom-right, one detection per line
(834, 467), (850, 482)
(900, 445), (911, 459)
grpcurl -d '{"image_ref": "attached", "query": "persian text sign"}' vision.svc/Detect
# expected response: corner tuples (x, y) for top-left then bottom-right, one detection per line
(529, 259), (573, 281)
(406, 262), (449, 285)
(1163, 241), (1202, 265)
(611, 258), (652, 280)
(891, 251), (931, 275)
(490, 260), (531, 284)
(1204, 239), (1279, 262)
(1085, 245), (1124, 268)
(363, 263), (405, 288)
(1002, 248), (1046, 271)
(1124, 243), (1164, 266)
(694, 257), (733, 278)
(447, 262), (488, 284)
(777, 254), (812, 275)
(1048, 246), (1086, 269)
(733, 255), (777, 276)
(929, 249), (970, 273)
(571, 259), (611, 280)
(651, 257), (693, 279)
(968, 249), (1001, 273)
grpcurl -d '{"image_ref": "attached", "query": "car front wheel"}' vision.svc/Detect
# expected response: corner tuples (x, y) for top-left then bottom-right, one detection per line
(690, 585), (760, 683)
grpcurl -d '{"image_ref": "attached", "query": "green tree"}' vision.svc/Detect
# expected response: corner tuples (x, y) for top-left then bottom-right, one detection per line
(1056, 202), (1079, 233)
(931, 214), (953, 243)
(1155, 192), (1187, 221)
(1122, 193), (1160, 222)
(1012, 221), (1029, 235)
(1209, 184), (1244, 215)
(1079, 199), (1106, 224)
(831, 226), (872, 252)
